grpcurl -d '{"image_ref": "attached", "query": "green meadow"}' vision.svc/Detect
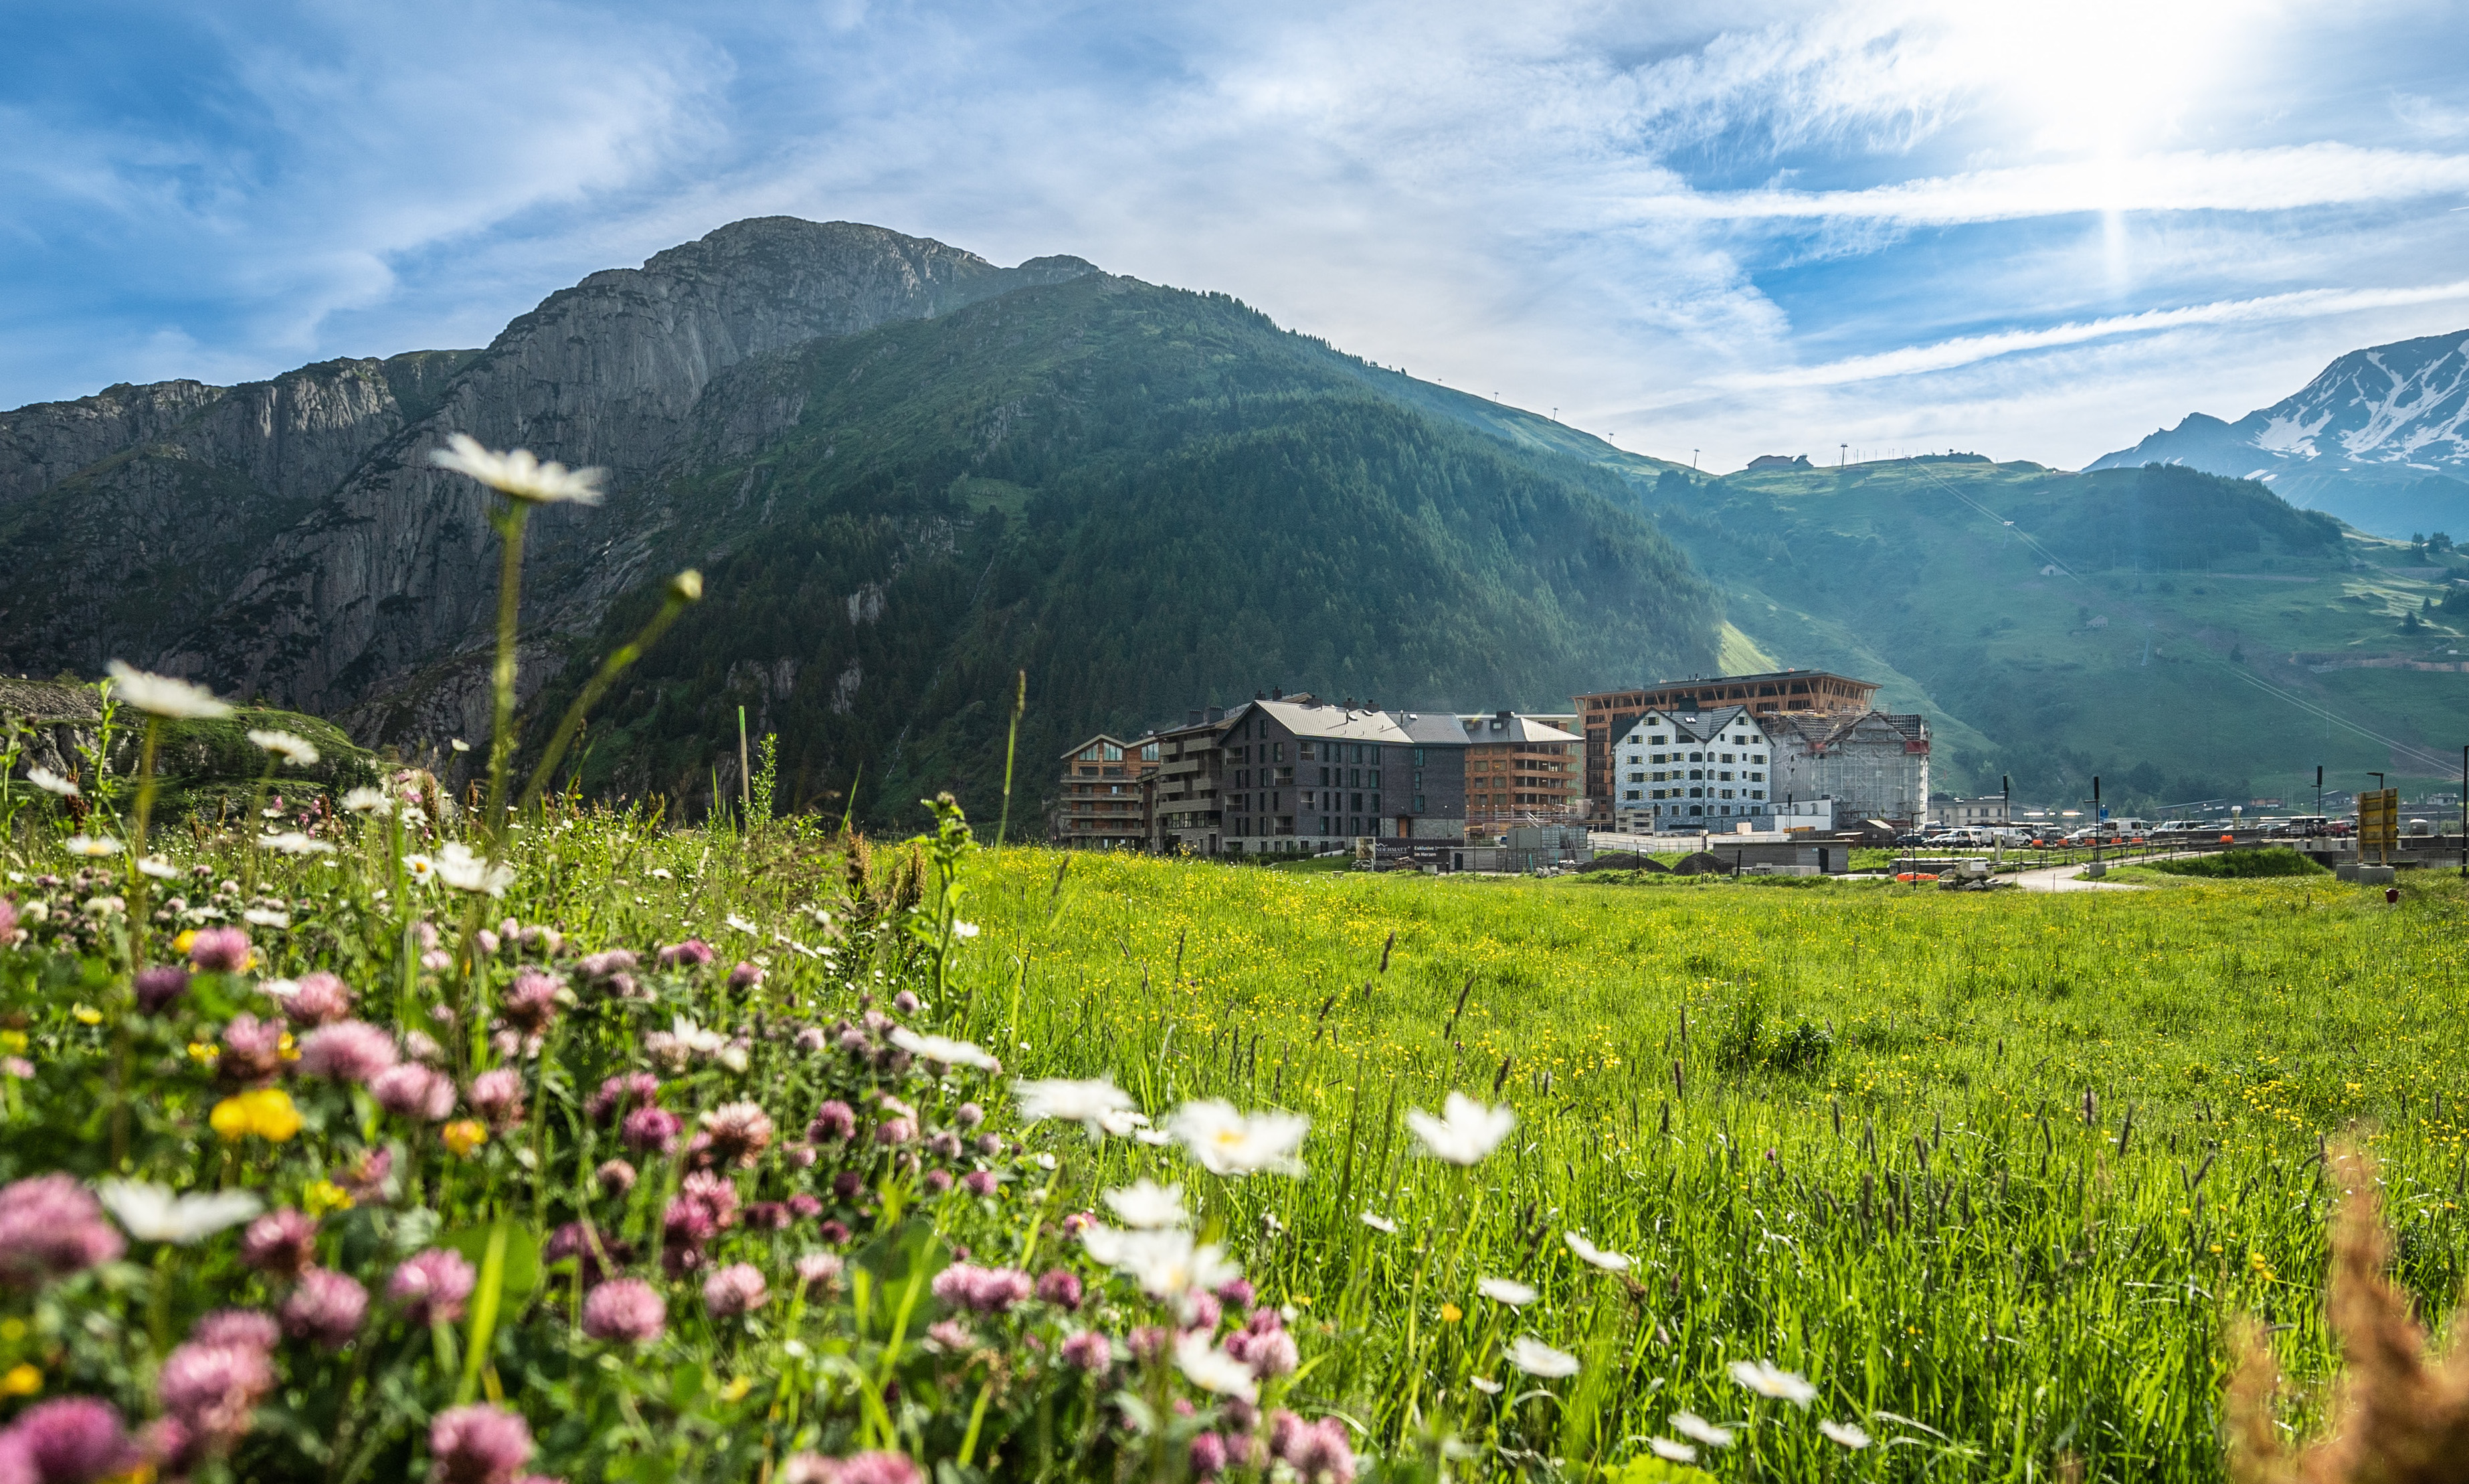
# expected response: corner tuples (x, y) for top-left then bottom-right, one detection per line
(968, 851), (2469, 1479)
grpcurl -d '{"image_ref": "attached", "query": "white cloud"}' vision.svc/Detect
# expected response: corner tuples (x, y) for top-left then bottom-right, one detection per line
(6, 0), (2469, 483)
(1635, 145), (2469, 227)
(1702, 279), (2469, 392)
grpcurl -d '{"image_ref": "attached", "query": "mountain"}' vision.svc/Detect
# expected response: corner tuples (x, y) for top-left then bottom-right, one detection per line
(0, 217), (1720, 823)
(1641, 457), (2469, 806)
(2090, 329), (2469, 539)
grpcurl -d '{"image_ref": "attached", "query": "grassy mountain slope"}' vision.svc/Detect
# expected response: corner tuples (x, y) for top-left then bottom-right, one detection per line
(536, 276), (1724, 822)
(1643, 458), (2469, 808)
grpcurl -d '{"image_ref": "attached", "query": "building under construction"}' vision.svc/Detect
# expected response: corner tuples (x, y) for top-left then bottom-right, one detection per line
(1766, 711), (1930, 826)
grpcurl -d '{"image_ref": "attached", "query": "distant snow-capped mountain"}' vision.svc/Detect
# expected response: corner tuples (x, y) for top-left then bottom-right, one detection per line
(2089, 329), (2469, 539)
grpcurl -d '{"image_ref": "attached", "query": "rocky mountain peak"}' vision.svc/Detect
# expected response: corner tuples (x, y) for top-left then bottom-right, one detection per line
(0, 217), (1103, 753)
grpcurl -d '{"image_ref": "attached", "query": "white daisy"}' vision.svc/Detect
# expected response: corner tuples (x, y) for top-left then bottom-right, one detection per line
(104, 662), (231, 719)
(1405, 1091), (1516, 1164)
(242, 908), (290, 929)
(1360, 1210), (1398, 1234)
(1818, 1420), (1871, 1450)
(96, 1180), (263, 1243)
(256, 832), (337, 856)
(950, 921), (980, 938)
(1507, 1336), (1580, 1378)
(26, 766), (79, 798)
(434, 842), (514, 897)
(888, 1026), (1000, 1072)
(428, 432), (606, 505)
(1174, 1330), (1258, 1402)
(1647, 1439), (1696, 1464)
(1671, 1412), (1733, 1447)
(1101, 1179), (1186, 1230)
(64, 836), (123, 858)
(1469, 1378), (1503, 1395)
(1080, 1224), (1241, 1302)
(1564, 1231), (1633, 1272)
(1728, 1359), (1818, 1407)
(136, 856), (179, 880)
(246, 729), (320, 767)
(1477, 1277), (1536, 1307)
(1166, 1099), (1310, 1178)
(341, 786), (391, 815)
(403, 854), (438, 882)
(1014, 1077), (1138, 1138)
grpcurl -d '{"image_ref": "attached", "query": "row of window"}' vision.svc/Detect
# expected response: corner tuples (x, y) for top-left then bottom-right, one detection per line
(1627, 731), (1760, 749)
(1622, 787), (1768, 802)
(1627, 769), (1765, 784)
(1624, 751), (1766, 766)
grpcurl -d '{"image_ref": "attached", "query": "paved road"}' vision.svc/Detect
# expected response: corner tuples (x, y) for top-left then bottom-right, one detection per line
(2003, 850), (2219, 892)
(2009, 860), (2145, 892)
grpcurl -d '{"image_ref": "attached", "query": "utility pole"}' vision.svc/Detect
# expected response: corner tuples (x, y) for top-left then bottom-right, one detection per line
(2092, 775), (2102, 874)
(2315, 764), (2322, 823)
(1691, 449), (1700, 470)
(1840, 443), (1847, 467)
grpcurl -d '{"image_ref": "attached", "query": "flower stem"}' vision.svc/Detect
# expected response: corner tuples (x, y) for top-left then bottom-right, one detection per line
(484, 501), (533, 847)
(515, 578), (696, 818)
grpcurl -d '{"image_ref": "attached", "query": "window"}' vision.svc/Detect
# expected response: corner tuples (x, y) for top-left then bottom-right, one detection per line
(1141, 743), (1158, 761)
(1413, 747), (1426, 765)
(1080, 747), (1099, 761)
(1413, 795), (1426, 812)
(1103, 743), (1123, 761)
(1689, 751), (1704, 763)
(1273, 743), (1285, 763)
(1624, 789), (1641, 801)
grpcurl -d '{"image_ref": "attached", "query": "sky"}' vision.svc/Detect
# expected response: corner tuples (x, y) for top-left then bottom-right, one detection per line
(6, 0), (2469, 472)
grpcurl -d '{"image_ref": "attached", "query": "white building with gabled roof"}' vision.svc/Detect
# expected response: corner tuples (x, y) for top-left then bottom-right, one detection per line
(1609, 705), (1778, 831)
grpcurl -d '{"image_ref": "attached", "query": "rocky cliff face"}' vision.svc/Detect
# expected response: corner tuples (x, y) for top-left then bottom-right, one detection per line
(0, 218), (1094, 767)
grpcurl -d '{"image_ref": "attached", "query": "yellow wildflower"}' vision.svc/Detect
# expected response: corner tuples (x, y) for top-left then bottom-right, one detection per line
(278, 1032), (298, 1062)
(719, 1376), (753, 1402)
(173, 929), (196, 956)
(72, 1004), (101, 1026)
(0, 1362), (39, 1397)
(302, 1180), (355, 1218)
(210, 1088), (302, 1143)
(0, 1030), (25, 1054)
(442, 1119), (489, 1158)
(1439, 1303), (1463, 1323)
(187, 1042), (221, 1064)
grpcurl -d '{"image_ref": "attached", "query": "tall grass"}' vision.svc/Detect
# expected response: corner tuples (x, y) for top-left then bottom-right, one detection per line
(959, 853), (2469, 1479)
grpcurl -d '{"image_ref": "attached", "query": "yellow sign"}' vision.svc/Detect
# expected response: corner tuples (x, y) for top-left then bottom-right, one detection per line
(2357, 787), (2400, 862)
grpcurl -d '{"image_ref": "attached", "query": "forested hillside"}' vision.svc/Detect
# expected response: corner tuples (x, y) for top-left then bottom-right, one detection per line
(532, 274), (1722, 820)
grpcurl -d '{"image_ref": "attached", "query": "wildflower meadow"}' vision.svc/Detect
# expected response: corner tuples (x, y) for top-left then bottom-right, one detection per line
(0, 438), (2463, 1483)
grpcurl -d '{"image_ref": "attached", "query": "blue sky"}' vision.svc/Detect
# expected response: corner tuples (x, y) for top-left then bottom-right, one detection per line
(7, 0), (2469, 470)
